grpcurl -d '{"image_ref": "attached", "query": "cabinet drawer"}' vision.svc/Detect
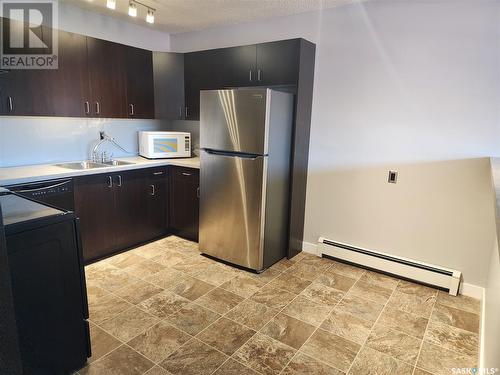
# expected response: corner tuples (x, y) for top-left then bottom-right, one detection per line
(172, 167), (199, 180)
(146, 167), (168, 179)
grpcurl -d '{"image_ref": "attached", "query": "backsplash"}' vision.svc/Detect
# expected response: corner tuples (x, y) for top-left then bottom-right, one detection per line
(0, 117), (168, 167)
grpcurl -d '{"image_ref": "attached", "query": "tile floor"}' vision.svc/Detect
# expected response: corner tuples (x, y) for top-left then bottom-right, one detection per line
(79, 236), (481, 375)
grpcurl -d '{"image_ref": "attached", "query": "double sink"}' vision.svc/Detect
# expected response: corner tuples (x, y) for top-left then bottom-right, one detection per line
(55, 160), (135, 170)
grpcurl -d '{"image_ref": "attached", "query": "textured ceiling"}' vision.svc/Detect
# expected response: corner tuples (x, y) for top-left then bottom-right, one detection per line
(66, 0), (361, 34)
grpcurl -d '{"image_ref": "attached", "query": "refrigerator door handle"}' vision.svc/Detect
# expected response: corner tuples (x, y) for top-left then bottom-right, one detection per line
(202, 148), (264, 160)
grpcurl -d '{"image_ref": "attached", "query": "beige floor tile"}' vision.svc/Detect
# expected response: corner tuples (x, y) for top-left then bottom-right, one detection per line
(194, 264), (237, 286)
(220, 275), (265, 298)
(80, 345), (154, 375)
(359, 271), (399, 290)
(88, 323), (121, 363)
(172, 257), (213, 275)
(267, 273), (311, 294)
(320, 309), (373, 345)
(328, 261), (366, 279)
(282, 295), (332, 326)
(87, 266), (141, 293)
(86, 285), (110, 305)
(144, 268), (187, 290)
(250, 285), (296, 310)
(100, 306), (159, 342)
(197, 317), (256, 355)
(347, 280), (393, 304)
(138, 290), (191, 319)
(365, 324), (422, 365)
(396, 280), (438, 299)
(436, 291), (481, 314)
(386, 290), (436, 318)
(314, 269), (357, 292)
(248, 268), (282, 284)
(213, 359), (259, 375)
(281, 352), (343, 375)
(160, 338), (227, 375)
(377, 306), (428, 338)
(424, 320), (479, 357)
(106, 252), (146, 269)
(285, 263), (321, 281)
(127, 321), (191, 363)
(270, 258), (297, 273)
(260, 313), (316, 349)
(300, 282), (344, 306)
(348, 346), (413, 375)
(431, 303), (480, 333)
(169, 277), (214, 301)
(144, 366), (171, 375)
(300, 329), (360, 372)
(413, 367), (433, 375)
(166, 303), (220, 335)
(196, 287), (244, 314)
(417, 342), (477, 375)
(151, 251), (187, 268)
(233, 333), (296, 375)
(225, 299), (280, 331)
(124, 259), (166, 279)
(89, 293), (132, 325)
(114, 280), (163, 305)
(336, 295), (384, 322)
(298, 256), (333, 272)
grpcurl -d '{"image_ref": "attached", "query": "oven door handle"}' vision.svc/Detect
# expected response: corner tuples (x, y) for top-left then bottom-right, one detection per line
(13, 180), (72, 193)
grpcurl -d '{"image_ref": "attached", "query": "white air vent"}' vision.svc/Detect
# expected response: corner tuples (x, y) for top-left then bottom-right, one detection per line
(318, 237), (461, 295)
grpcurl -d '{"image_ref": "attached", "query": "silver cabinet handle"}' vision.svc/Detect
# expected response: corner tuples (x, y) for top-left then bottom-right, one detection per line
(149, 184), (155, 196)
(257, 69), (262, 82)
(129, 103), (134, 116)
(84, 101), (90, 115)
(153, 171), (164, 176)
(95, 101), (100, 115)
(197, 187), (200, 198)
(185, 107), (189, 118)
(117, 175), (122, 187)
(249, 69), (253, 82)
(107, 176), (113, 188)
(179, 106), (183, 119)
(8, 96), (13, 111)
(181, 172), (192, 176)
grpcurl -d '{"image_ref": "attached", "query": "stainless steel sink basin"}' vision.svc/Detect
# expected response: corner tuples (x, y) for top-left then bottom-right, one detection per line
(55, 161), (107, 170)
(101, 160), (135, 166)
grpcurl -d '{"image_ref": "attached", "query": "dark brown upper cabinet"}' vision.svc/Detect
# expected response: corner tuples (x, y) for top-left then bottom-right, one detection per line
(153, 52), (185, 120)
(125, 46), (155, 119)
(86, 37), (128, 118)
(255, 39), (300, 86)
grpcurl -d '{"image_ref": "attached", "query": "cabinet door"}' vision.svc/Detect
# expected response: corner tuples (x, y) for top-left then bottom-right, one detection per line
(256, 39), (300, 86)
(222, 45), (257, 87)
(113, 170), (148, 250)
(153, 52), (185, 120)
(125, 46), (154, 119)
(146, 167), (169, 239)
(170, 167), (199, 241)
(74, 174), (116, 262)
(87, 37), (127, 118)
(43, 27), (90, 117)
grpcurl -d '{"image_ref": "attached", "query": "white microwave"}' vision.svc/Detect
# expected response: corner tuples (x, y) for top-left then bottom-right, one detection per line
(139, 131), (191, 159)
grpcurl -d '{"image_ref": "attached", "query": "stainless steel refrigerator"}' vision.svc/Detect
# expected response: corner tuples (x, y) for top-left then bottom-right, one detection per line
(199, 88), (294, 272)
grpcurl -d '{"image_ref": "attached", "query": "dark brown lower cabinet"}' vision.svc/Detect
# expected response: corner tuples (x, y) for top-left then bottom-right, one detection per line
(75, 168), (168, 263)
(146, 167), (169, 239)
(170, 167), (199, 242)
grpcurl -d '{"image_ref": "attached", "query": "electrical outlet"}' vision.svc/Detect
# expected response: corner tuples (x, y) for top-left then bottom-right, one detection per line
(388, 170), (398, 183)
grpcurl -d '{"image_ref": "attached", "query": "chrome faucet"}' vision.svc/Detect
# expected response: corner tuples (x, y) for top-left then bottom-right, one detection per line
(91, 131), (130, 163)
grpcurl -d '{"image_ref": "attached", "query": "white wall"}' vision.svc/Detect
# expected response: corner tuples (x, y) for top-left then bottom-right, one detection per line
(58, 2), (170, 51)
(171, 0), (500, 286)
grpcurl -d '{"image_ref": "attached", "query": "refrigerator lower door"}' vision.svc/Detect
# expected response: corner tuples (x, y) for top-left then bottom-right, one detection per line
(200, 149), (266, 271)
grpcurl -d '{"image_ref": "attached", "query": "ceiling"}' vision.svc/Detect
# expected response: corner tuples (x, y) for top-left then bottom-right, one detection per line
(66, 0), (361, 34)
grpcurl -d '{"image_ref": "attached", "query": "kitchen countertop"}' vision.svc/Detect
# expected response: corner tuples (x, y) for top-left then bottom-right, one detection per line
(0, 156), (200, 186)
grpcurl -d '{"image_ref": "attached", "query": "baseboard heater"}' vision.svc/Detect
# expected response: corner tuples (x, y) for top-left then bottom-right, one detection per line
(318, 237), (461, 295)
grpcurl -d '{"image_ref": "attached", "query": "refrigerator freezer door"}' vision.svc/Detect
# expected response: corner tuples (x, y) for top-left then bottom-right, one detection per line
(200, 89), (269, 155)
(199, 149), (267, 270)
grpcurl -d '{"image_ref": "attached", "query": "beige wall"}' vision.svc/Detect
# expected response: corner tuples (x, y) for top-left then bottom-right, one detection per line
(305, 158), (497, 286)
